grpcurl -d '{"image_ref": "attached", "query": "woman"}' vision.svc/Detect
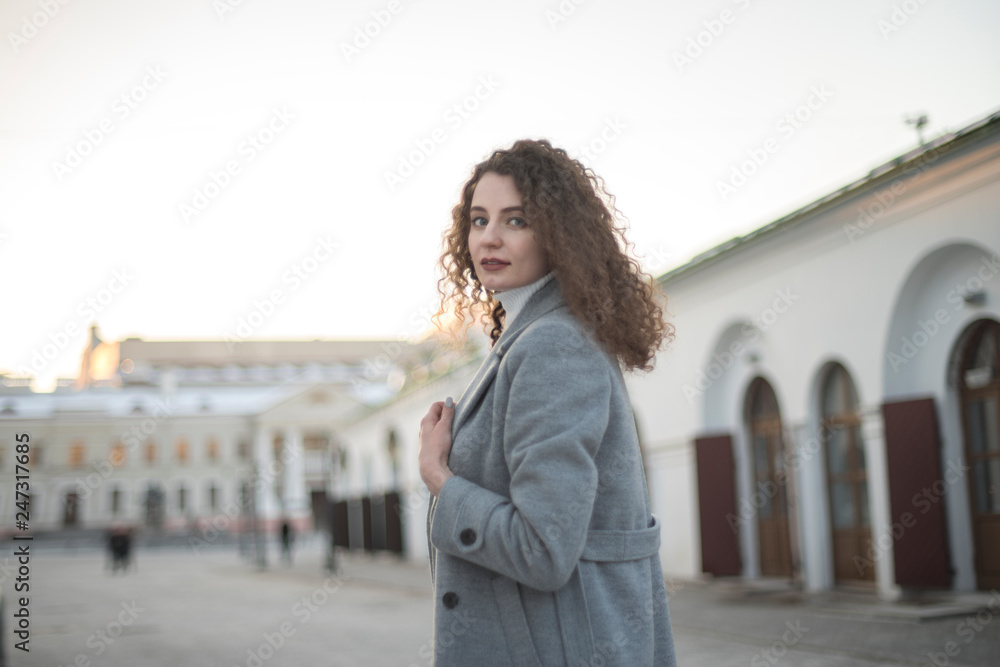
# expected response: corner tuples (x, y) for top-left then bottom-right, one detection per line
(419, 139), (677, 666)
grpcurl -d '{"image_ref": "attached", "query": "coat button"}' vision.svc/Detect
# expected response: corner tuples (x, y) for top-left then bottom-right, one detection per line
(442, 592), (459, 609)
(460, 528), (476, 545)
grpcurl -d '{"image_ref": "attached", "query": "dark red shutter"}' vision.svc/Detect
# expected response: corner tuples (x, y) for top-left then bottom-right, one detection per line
(695, 434), (742, 576)
(332, 500), (350, 548)
(385, 491), (404, 555)
(882, 398), (951, 588)
(362, 496), (373, 551)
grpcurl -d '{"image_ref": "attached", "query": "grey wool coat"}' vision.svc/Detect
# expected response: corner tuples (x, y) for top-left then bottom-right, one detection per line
(426, 277), (677, 666)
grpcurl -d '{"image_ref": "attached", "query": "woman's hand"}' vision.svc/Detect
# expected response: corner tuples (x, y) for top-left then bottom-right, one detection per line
(419, 397), (455, 497)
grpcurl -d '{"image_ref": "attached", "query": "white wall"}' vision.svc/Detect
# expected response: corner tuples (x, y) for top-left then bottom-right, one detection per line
(338, 360), (479, 563)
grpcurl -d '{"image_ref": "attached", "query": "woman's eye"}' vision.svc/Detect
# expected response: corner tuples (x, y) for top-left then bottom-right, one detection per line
(471, 217), (488, 227)
(509, 217), (527, 228)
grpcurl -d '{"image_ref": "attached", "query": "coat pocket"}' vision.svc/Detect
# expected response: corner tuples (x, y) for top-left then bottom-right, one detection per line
(490, 576), (543, 667)
(553, 565), (597, 665)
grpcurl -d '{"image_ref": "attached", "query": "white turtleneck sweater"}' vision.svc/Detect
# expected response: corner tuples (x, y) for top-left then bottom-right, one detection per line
(495, 272), (555, 328)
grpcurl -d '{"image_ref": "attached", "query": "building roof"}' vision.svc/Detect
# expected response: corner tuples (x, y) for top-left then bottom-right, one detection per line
(0, 383), (350, 420)
(119, 337), (435, 367)
(656, 108), (1000, 285)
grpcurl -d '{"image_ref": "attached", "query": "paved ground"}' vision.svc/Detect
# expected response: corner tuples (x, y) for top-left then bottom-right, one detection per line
(3, 534), (999, 666)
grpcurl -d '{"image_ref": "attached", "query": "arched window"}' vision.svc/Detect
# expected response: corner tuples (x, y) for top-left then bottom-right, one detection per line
(175, 437), (190, 465)
(237, 437), (250, 462)
(110, 487), (123, 517)
(145, 485), (165, 528)
(821, 363), (872, 583)
(29, 443), (43, 467)
(745, 377), (792, 578)
(206, 438), (220, 464)
(958, 319), (1000, 590)
(63, 490), (80, 526)
(69, 441), (86, 469)
(110, 441), (127, 467)
(207, 483), (219, 512)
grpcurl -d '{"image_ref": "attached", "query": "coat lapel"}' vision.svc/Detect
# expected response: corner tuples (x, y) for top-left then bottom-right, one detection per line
(451, 351), (500, 435)
(451, 277), (567, 436)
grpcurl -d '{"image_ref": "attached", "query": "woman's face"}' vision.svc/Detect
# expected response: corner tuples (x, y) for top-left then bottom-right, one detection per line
(467, 172), (550, 293)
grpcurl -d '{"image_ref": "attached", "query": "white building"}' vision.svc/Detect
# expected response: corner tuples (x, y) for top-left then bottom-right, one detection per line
(0, 331), (451, 549)
(627, 110), (1000, 597)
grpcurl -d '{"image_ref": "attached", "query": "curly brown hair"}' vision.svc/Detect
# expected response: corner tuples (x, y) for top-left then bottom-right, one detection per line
(434, 139), (673, 372)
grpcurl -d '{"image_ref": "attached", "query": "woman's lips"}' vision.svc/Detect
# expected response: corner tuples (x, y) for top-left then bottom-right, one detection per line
(480, 259), (510, 272)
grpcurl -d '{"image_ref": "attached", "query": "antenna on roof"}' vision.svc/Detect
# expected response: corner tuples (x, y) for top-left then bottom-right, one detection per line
(905, 113), (929, 146)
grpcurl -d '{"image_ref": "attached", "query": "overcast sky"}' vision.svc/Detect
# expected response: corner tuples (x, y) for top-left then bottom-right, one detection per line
(2, 0), (999, 391)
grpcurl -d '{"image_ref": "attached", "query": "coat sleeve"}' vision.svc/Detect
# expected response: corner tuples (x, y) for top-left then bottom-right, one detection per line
(429, 321), (611, 591)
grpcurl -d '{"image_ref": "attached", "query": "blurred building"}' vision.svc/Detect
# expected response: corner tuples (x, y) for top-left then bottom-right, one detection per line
(0, 330), (456, 549)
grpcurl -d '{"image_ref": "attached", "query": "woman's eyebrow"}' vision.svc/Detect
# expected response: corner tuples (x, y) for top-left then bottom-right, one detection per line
(470, 205), (525, 213)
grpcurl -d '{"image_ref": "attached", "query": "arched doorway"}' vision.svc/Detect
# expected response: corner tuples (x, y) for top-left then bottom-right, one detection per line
(821, 364), (873, 584)
(957, 319), (1000, 590)
(745, 377), (793, 577)
(145, 485), (165, 529)
(62, 491), (80, 527)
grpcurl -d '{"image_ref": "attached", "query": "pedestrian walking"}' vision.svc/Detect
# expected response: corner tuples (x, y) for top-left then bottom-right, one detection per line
(419, 139), (678, 666)
(280, 519), (294, 566)
(107, 524), (133, 574)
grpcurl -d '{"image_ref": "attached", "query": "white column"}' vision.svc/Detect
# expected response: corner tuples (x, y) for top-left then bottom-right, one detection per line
(862, 407), (901, 601)
(283, 426), (309, 519)
(791, 420), (833, 592)
(731, 429), (759, 580)
(254, 426), (279, 522)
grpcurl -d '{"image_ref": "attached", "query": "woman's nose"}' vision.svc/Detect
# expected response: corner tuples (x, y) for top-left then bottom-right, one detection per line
(480, 221), (501, 246)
